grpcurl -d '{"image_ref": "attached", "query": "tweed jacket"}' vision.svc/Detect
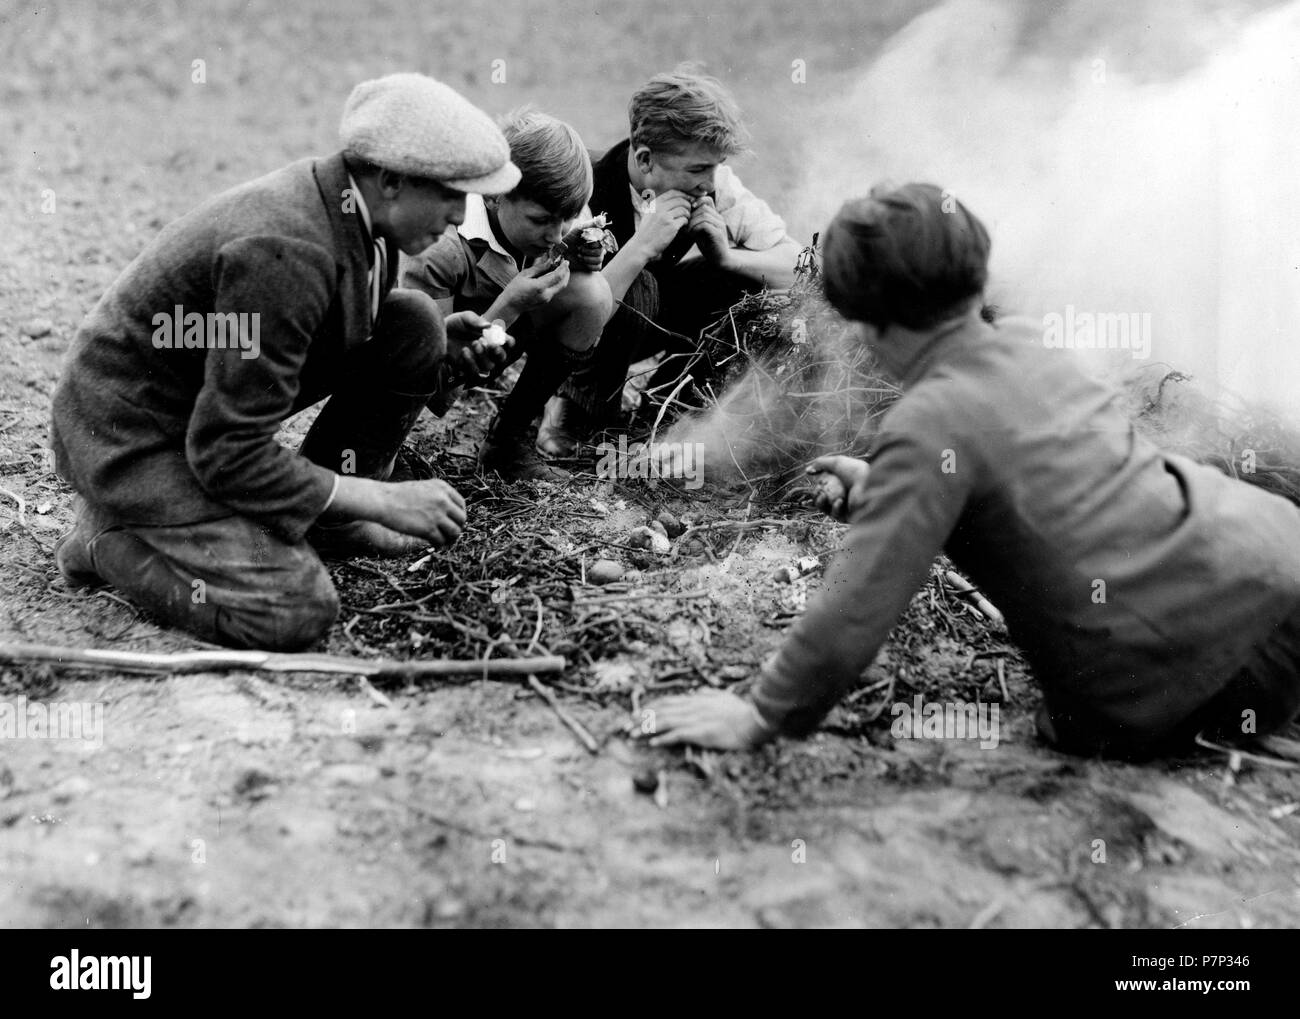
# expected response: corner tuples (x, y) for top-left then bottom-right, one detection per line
(51, 152), (394, 543)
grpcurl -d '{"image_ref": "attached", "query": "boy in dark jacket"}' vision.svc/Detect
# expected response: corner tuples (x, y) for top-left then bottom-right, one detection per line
(649, 183), (1300, 761)
(51, 73), (519, 651)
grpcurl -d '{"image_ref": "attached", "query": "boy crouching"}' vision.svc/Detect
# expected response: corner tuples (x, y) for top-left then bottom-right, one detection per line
(50, 73), (519, 651)
(403, 107), (613, 482)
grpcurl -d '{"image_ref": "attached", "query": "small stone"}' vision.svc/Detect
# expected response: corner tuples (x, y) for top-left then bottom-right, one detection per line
(587, 559), (624, 585)
(21, 318), (52, 339)
(432, 897), (465, 921)
(322, 763), (381, 786)
(648, 519), (669, 538)
(51, 775), (93, 804)
(627, 526), (671, 554)
(591, 660), (638, 691)
(233, 767), (277, 801)
(797, 556), (821, 574)
(655, 510), (685, 538)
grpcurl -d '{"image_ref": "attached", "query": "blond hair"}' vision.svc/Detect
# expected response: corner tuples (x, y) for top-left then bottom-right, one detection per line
(628, 66), (750, 156)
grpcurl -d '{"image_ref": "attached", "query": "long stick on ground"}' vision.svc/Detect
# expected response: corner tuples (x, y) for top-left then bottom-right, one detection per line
(0, 641), (565, 680)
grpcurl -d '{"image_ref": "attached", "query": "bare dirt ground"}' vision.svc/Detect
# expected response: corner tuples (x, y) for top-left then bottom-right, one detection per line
(1, 0), (1298, 929)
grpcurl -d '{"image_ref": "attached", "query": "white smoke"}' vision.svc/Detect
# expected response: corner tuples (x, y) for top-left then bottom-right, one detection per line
(790, 0), (1300, 420)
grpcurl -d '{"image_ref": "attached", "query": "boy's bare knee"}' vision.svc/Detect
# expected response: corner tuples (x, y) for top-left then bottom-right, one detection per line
(549, 273), (614, 352)
(554, 271), (613, 319)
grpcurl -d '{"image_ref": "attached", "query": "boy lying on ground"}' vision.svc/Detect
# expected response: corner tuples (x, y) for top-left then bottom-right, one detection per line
(401, 107), (613, 482)
(648, 183), (1300, 761)
(537, 67), (803, 456)
(50, 73), (519, 651)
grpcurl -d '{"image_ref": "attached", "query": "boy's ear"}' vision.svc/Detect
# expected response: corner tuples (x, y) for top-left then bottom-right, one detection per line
(632, 144), (655, 173)
(376, 167), (405, 198)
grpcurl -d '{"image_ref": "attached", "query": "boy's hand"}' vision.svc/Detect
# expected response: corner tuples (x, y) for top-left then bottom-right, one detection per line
(376, 478), (467, 547)
(806, 455), (871, 522)
(444, 311), (514, 377)
(644, 689), (776, 750)
(688, 196), (730, 265)
(500, 258), (570, 315)
(558, 219), (610, 272)
(631, 189), (693, 259)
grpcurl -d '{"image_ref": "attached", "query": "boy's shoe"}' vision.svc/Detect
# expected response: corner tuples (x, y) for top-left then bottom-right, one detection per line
(387, 443), (436, 482)
(537, 396), (598, 458)
(480, 417), (572, 483)
(306, 520), (426, 560)
(54, 524), (104, 589)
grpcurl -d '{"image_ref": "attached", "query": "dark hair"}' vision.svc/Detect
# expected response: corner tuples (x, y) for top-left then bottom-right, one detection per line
(497, 107), (591, 220)
(822, 183), (991, 331)
(628, 65), (750, 156)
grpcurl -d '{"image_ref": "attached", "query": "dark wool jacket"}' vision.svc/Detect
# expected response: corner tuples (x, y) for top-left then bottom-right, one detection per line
(589, 139), (706, 273)
(51, 152), (394, 543)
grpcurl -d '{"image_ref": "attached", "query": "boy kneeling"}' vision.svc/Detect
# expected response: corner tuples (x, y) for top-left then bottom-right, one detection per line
(51, 74), (518, 651)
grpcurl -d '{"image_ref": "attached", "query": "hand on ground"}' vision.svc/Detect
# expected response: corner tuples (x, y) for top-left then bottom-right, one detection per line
(377, 478), (467, 547)
(644, 689), (775, 750)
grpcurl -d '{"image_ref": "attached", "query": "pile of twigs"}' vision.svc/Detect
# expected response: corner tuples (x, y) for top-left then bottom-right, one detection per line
(652, 243), (901, 490)
(1126, 363), (1300, 507)
(325, 453), (765, 693)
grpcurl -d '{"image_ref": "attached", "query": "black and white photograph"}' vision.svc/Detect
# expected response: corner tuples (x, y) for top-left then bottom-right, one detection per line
(1, 0), (1298, 955)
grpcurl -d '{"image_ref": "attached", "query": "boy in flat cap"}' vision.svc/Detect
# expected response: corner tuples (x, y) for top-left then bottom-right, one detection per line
(537, 68), (803, 455)
(51, 73), (519, 651)
(648, 183), (1300, 761)
(403, 107), (613, 481)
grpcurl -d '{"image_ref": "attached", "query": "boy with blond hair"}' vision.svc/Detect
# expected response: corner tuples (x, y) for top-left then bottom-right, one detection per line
(539, 68), (803, 455)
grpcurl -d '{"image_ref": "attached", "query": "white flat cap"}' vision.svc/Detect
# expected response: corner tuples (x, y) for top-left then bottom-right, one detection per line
(340, 73), (520, 194)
